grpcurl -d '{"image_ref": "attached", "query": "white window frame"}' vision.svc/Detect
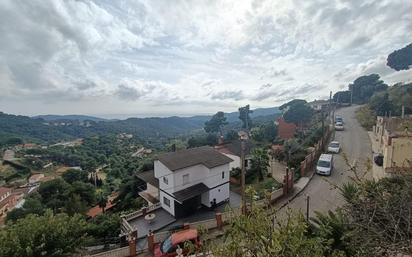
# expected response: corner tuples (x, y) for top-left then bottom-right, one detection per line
(182, 174), (189, 185)
(163, 196), (170, 207)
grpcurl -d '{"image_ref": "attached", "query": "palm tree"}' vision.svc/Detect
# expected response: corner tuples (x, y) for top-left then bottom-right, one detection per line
(97, 192), (108, 213)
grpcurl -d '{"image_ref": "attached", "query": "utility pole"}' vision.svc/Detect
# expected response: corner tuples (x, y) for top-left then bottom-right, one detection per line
(321, 109), (325, 135)
(306, 194), (310, 221)
(329, 91), (332, 123)
(240, 137), (246, 214)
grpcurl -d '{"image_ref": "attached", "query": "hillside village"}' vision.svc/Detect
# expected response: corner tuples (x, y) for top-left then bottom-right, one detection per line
(1, 2), (412, 257)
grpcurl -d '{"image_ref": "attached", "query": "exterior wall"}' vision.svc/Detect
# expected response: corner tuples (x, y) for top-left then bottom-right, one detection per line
(203, 183), (230, 207)
(172, 164), (209, 193)
(159, 191), (175, 216)
(154, 159), (230, 215)
(222, 153), (240, 170)
(388, 137), (412, 169)
(277, 118), (296, 140)
(154, 160), (175, 195)
(381, 130), (412, 172)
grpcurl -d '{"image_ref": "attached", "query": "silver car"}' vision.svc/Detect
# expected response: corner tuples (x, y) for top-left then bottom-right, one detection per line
(328, 141), (340, 153)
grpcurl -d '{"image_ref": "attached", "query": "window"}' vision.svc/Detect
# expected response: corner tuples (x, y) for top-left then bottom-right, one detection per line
(183, 174), (189, 185)
(163, 197), (170, 207)
(221, 171), (225, 179)
(163, 177), (168, 185)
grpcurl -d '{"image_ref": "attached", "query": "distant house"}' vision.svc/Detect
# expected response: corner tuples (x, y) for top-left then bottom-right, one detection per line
(147, 146), (233, 218)
(275, 117), (297, 140)
(308, 100), (329, 112)
(86, 193), (117, 218)
(372, 116), (412, 179)
(29, 173), (45, 184)
(214, 140), (252, 170)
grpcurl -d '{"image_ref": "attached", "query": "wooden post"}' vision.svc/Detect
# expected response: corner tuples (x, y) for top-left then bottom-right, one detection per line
(128, 231), (137, 257)
(215, 212), (223, 230)
(147, 230), (154, 253)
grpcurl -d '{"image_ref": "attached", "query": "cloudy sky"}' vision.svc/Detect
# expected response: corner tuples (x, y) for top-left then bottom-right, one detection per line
(1, 0), (412, 118)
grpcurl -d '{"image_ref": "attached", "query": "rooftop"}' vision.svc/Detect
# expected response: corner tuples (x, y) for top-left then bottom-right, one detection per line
(215, 140), (252, 157)
(0, 187), (12, 196)
(157, 146), (233, 172)
(136, 170), (159, 187)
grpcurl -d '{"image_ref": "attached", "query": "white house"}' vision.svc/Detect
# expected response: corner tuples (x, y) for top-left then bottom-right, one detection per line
(214, 140), (252, 171)
(152, 146), (232, 218)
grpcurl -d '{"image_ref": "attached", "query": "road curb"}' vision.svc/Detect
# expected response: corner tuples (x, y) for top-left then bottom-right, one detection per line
(277, 170), (316, 211)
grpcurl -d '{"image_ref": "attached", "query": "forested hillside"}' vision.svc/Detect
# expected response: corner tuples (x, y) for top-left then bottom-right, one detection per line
(0, 107), (280, 146)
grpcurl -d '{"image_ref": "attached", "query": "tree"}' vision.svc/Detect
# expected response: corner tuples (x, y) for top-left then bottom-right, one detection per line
(204, 111), (228, 136)
(279, 99), (307, 110)
(204, 207), (328, 257)
(97, 192), (108, 213)
(349, 74), (387, 104)
(369, 91), (393, 116)
(333, 91), (351, 103)
(283, 101), (314, 125)
(239, 105), (253, 130)
(6, 197), (44, 222)
(86, 213), (121, 243)
(387, 42), (412, 71)
(224, 130), (239, 141)
(339, 172), (412, 256)
(62, 169), (89, 184)
(70, 181), (96, 206)
(0, 211), (88, 257)
(250, 148), (269, 181)
(64, 194), (87, 216)
(38, 178), (71, 211)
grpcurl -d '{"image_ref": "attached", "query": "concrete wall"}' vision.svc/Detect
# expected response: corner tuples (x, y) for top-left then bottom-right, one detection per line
(388, 136), (412, 168)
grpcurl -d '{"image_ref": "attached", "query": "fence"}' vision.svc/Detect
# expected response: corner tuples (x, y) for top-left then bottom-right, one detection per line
(300, 126), (332, 177)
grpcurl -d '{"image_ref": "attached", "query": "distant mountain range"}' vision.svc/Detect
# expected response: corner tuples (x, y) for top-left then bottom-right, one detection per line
(33, 114), (109, 122)
(0, 107), (280, 146)
(33, 107), (280, 123)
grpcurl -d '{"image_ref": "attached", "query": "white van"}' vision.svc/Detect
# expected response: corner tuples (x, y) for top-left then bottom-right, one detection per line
(316, 154), (333, 176)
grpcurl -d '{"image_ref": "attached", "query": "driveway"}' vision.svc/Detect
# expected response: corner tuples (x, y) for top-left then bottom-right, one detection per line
(278, 105), (372, 218)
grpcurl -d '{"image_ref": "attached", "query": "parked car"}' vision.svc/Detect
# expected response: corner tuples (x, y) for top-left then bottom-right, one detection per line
(335, 122), (344, 131)
(327, 141), (340, 153)
(335, 116), (343, 124)
(154, 229), (201, 257)
(316, 154), (333, 176)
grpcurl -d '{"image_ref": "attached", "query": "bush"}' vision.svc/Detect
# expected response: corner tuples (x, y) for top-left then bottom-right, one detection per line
(355, 106), (376, 130)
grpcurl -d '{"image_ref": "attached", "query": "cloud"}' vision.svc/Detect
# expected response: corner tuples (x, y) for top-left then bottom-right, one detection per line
(1, 0), (412, 116)
(210, 90), (245, 101)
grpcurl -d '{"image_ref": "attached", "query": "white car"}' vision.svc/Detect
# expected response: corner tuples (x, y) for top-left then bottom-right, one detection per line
(327, 141), (340, 153)
(335, 122), (344, 131)
(316, 154), (333, 176)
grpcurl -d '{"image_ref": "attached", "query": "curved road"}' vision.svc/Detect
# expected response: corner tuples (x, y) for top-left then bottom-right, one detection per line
(280, 105), (372, 217)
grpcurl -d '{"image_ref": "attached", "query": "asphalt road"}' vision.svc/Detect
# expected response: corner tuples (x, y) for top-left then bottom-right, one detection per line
(279, 105), (372, 217)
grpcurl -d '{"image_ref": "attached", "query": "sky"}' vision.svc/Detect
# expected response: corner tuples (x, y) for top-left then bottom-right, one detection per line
(1, 0), (412, 118)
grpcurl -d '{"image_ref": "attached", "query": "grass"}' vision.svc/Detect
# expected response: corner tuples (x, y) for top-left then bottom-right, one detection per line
(251, 176), (282, 199)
